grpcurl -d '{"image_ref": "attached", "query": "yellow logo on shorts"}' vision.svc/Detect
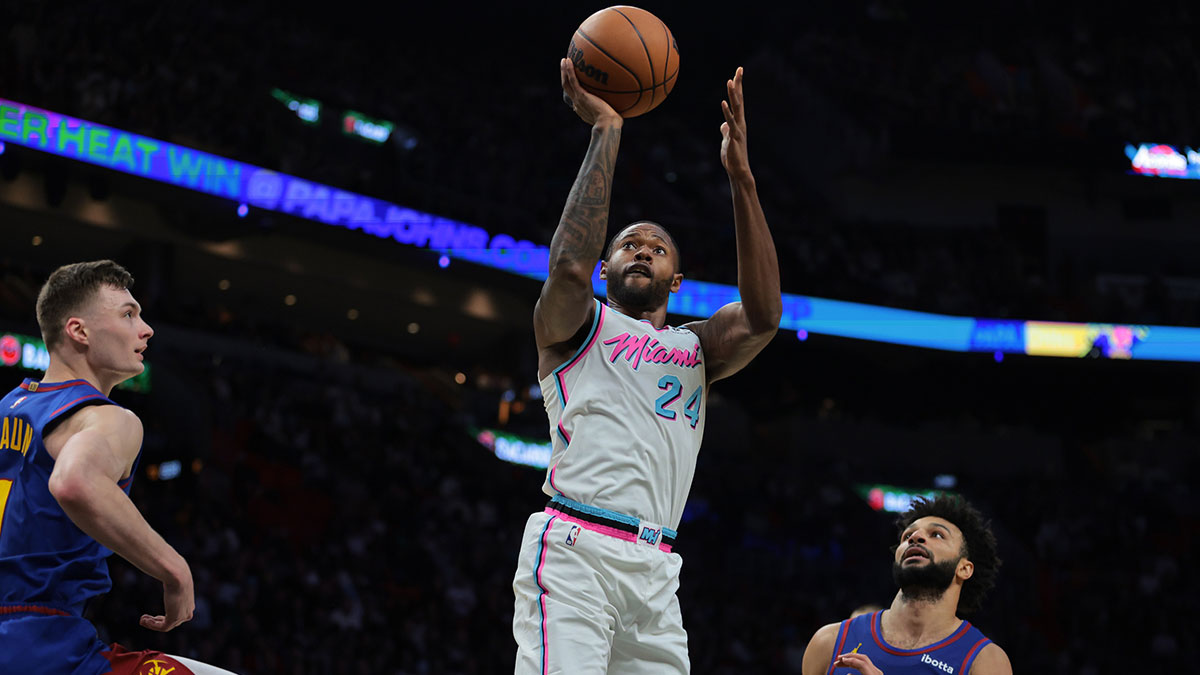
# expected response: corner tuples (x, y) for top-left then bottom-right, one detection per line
(138, 659), (177, 675)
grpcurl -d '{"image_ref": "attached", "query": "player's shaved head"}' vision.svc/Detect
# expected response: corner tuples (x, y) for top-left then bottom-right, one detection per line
(606, 221), (682, 273)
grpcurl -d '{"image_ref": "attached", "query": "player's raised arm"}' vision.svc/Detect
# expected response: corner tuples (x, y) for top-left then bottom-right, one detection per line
(534, 59), (624, 377)
(686, 67), (782, 383)
(47, 405), (194, 632)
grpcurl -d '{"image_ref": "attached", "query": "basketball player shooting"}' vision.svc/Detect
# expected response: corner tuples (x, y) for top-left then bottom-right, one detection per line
(0, 261), (237, 674)
(511, 60), (782, 673)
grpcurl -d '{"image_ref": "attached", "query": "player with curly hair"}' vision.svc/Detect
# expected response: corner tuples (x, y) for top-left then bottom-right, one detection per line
(802, 495), (1013, 675)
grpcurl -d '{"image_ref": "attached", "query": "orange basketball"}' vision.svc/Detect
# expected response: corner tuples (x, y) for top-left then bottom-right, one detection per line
(567, 6), (680, 118)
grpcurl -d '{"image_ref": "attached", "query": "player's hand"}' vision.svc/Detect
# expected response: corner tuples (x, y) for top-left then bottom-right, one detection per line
(140, 561), (195, 632)
(833, 651), (884, 675)
(561, 58), (622, 127)
(720, 66), (751, 181)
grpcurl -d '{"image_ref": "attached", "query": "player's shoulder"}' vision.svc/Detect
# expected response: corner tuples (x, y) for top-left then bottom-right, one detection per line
(63, 403), (143, 436)
(968, 642), (1012, 675)
(801, 621), (845, 675)
(810, 620), (844, 647)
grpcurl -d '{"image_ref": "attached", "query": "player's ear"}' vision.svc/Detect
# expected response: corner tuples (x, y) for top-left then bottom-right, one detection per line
(957, 558), (974, 582)
(669, 272), (683, 293)
(599, 260), (609, 280)
(64, 317), (88, 346)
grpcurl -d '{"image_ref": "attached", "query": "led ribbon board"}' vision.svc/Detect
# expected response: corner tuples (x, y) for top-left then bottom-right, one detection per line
(474, 428), (552, 469)
(1126, 142), (1200, 179)
(3, 97), (1199, 362)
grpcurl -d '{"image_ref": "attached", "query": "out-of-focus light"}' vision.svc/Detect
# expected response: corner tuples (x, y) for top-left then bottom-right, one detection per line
(237, 203), (249, 218)
(438, 255), (450, 268)
(284, 294), (297, 306)
(0, 141), (6, 155)
(347, 308), (359, 320)
(454, 372), (466, 384)
(503, 389), (516, 402)
(934, 474), (957, 489)
(191, 459), (204, 474)
(528, 384), (542, 399)
(993, 351), (1004, 363)
(797, 329), (808, 341)
(218, 279), (230, 291)
(159, 460), (182, 481)
(407, 322), (420, 334)
(31, 235), (43, 246)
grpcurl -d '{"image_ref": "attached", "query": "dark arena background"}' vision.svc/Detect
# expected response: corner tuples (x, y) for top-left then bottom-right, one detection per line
(2, 1), (1198, 672)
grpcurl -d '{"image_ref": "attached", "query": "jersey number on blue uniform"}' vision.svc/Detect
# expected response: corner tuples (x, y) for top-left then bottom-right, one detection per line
(655, 375), (701, 428)
(0, 479), (11, 536)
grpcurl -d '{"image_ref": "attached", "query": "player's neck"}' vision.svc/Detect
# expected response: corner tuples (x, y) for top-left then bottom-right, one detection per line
(607, 300), (668, 329)
(882, 591), (962, 649)
(43, 355), (118, 396)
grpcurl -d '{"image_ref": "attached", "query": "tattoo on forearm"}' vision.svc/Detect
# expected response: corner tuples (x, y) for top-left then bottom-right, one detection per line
(552, 126), (621, 263)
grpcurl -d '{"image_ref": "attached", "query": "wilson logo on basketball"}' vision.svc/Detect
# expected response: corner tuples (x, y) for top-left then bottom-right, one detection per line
(568, 41), (610, 85)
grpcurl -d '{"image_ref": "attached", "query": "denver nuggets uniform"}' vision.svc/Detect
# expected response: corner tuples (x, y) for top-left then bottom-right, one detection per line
(0, 378), (150, 675)
(514, 299), (706, 673)
(826, 611), (995, 675)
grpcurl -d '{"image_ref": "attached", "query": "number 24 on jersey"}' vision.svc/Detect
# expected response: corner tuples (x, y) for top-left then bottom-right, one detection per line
(654, 375), (701, 428)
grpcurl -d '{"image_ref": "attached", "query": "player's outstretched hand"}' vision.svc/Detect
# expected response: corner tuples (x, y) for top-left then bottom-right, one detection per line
(720, 66), (751, 181)
(561, 58), (621, 126)
(833, 651), (884, 675)
(140, 564), (195, 632)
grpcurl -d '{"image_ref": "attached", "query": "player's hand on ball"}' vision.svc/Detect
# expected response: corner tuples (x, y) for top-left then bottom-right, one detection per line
(833, 651), (884, 675)
(720, 66), (751, 180)
(561, 58), (621, 126)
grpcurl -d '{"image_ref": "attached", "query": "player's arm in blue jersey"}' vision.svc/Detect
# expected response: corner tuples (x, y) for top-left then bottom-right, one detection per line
(802, 622), (844, 675)
(46, 404), (195, 632)
(684, 67), (782, 384)
(534, 58), (624, 379)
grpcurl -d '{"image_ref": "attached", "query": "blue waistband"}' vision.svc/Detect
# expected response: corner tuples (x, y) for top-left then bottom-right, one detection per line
(548, 495), (679, 539)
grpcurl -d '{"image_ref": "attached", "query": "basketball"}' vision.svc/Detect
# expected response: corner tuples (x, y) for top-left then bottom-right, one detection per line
(567, 6), (680, 118)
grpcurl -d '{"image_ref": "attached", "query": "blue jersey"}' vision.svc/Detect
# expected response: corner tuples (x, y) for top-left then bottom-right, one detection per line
(0, 377), (142, 675)
(826, 610), (993, 675)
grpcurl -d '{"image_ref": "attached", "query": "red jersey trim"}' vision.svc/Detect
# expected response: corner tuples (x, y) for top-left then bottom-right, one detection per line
(961, 637), (991, 674)
(0, 604), (70, 617)
(826, 619), (851, 675)
(51, 393), (107, 418)
(20, 379), (92, 392)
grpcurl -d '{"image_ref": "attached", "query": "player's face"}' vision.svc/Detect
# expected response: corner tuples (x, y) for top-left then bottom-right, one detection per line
(891, 516), (967, 600)
(895, 516), (964, 568)
(81, 285), (154, 378)
(602, 224), (683, 311)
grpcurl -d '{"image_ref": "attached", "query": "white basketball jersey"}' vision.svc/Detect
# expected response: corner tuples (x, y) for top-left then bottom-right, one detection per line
(540, 299), (707, 531)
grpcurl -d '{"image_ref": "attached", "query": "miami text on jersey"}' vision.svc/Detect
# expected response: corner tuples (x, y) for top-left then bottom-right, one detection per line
(603, 331), (701, 371)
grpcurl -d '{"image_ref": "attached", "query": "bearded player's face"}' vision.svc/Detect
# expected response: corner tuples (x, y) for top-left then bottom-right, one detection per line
(891, 516), (966, 602)
(602, 223), (681, 312)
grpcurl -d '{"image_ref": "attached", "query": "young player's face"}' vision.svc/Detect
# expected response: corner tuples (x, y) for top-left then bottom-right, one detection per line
(81, 285), (154, 378)
(602, 224), (682, 311)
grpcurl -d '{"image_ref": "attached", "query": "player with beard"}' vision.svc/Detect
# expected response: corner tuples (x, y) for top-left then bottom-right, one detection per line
(511, 60), (782, 673)
(801, 495), (1012, 675)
